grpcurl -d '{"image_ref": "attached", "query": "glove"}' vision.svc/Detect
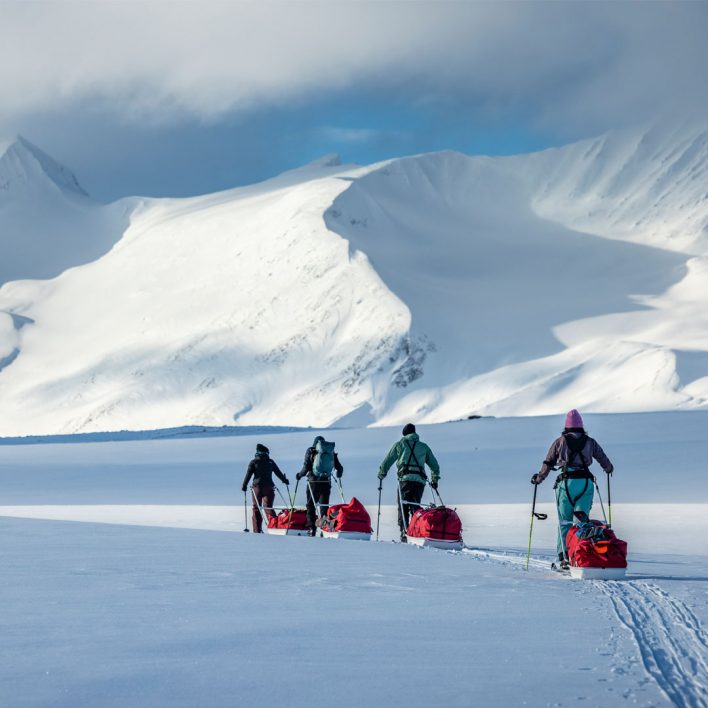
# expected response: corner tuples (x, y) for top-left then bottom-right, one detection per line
(283, 478), (290, 486)
(430, 480), (438, 490)
(606, 468), (613, 476)
(377, 471), (385, 481)
(241, 485), (248, 493)
(336, 471), (343, 479)
(296, 471), (305, 480)
(531, 474), (541, 485)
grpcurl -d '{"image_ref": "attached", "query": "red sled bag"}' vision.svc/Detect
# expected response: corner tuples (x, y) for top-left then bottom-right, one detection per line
(407, 506), (462, 541)
(267, 508), (308, 530)
(320, 497), (372, 533)
(566, 521), (627, 568)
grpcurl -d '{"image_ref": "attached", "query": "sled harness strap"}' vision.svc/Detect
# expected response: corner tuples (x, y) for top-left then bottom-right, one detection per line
(399, 441), (426, 479)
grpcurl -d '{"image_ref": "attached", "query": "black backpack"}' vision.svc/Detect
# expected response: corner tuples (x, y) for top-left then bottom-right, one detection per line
(563, 433), (589, 472)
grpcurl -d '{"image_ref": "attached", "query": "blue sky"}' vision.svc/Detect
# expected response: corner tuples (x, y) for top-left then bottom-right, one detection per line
(2, 2), (707, 202)
(19, 89), (564, 202)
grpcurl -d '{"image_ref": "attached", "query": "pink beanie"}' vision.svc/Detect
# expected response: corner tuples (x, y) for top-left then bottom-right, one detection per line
(564, 409), (584, 429)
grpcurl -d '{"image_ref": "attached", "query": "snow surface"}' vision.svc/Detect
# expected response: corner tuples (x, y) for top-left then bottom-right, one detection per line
(0, 124), (707, 434)
(1, 413), (707, 707)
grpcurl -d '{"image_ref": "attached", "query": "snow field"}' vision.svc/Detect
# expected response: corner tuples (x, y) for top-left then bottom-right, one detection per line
(2, 503), (706, 556)
(1, 413), (707, 706)
(3, 516), (703, 708)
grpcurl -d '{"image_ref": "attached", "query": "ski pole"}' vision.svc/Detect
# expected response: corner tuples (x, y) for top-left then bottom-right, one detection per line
(430, 483), (444, 507)
(525, 483), (547, 571)
(334, 474), (345, 503)
(274, 484), (290, 509)
(287, 478), (300, 528)
(286, 483), (293, 508)
(375, 481), (383, 541)
(606, 471), (612, 527)
(593, 477), (608, 525)
(244, 490), (250, 532)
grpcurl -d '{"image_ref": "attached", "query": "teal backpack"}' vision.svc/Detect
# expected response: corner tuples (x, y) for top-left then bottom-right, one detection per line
(312, 439), (336, 479)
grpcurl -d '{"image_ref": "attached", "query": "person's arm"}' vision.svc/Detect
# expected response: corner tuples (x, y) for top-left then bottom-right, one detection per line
(378, 442), (400, 479)
(242, 461), (254, 492)
(591, 439), (614, 475)
(425, 446), (440, 483)
(334, 453), (343, 478)
(271, 460), (289, 485)
(297, 448), (314, 479)
(534, 439), (560, 483)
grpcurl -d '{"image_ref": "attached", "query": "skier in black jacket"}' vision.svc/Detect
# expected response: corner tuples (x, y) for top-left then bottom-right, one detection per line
(242, 443), (290, 533)
(296, 436), (343, 536)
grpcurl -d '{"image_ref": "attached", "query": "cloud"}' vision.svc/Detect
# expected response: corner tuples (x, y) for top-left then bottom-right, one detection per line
(319, 126), (405, 144)
(1, 1), (706, 136)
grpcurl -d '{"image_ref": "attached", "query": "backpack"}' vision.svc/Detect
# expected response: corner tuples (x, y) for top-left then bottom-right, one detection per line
(563, 433), (589, 472)
(312, 439), (336, 479)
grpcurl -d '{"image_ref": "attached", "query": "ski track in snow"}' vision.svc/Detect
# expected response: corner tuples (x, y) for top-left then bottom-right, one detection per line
(461, 546), (708, 707)
(598, 581), (708, 708)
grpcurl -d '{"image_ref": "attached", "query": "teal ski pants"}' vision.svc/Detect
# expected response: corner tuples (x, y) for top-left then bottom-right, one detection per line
(555, 477), (594, 557)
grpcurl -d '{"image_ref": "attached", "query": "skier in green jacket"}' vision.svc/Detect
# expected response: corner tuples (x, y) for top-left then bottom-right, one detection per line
(378, 423), (440, 542)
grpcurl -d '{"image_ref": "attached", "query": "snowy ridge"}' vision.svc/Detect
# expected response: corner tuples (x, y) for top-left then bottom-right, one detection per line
(0, 124), (707, 434)
(524, 122), (708, 256)
(0, 136), (130, 286)
(0, 135), (88, 198)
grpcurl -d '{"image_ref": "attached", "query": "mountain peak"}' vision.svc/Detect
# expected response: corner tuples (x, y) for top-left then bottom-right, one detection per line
(0, 135), (89, 198)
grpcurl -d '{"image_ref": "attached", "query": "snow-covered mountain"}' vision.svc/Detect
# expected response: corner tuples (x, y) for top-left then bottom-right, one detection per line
(0, 124), (707, 435)
(0, 136), (130, 287)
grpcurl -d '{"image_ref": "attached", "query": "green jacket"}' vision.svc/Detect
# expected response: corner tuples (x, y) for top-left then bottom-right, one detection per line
(378, 433), (440, 484)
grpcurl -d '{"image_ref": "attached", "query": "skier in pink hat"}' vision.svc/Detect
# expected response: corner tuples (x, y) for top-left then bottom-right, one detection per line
(531, 410), (614, 569)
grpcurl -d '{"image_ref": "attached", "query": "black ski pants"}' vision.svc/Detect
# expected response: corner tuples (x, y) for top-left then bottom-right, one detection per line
(252, 484), (275, 533)
(397, 480), (425, 538)
(306, 479), (331, 532)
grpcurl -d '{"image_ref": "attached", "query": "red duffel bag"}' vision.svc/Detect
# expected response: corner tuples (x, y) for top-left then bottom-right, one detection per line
(320, 497), (372, 533)
(566, 521), (627, 568)
(267, 508), (308, 530)
(407, 506), (462, 541)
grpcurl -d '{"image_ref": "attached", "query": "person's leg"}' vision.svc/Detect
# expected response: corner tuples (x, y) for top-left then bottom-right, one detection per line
(399, 481), (424, 535)
(396, 484), (406, 538)
(557, 478), (592, 557)
(410, 481), (425, 508)
(305, 481), (317, 533)
(318, 482), (331, 520)
(263, 487), (276, 523)
(555, 484), (574, 558)
(252, 485), (262, 533)
(573, 481), (594, 521)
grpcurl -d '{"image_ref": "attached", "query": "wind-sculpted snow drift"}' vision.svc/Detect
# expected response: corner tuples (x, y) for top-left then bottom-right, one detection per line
(0, 123), (706, 435)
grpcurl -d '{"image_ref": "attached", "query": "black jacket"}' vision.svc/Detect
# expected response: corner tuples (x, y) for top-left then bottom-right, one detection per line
(298, 447), (343, 480)
(242, 452), (289, 491)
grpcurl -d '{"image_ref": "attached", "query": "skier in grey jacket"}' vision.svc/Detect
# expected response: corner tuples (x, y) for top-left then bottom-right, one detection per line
(531, 409), (614, 568)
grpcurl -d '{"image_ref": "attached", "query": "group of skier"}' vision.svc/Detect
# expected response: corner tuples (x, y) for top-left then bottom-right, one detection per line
(241, 409), (615, 563)
(242, 423), (440, 539)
